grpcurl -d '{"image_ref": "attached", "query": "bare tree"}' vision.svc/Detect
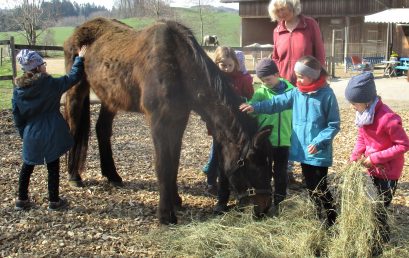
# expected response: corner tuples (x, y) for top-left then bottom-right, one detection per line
(183, 0), (216, 45)
(11, 0), (56, 46)
(146, 0), (171, 20)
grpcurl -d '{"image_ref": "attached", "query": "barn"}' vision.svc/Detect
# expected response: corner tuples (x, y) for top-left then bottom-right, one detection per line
(221, 0), (409, 61)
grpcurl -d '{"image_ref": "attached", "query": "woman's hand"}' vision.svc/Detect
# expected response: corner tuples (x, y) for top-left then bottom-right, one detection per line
(78, 45), (87, 57)
(239, 103), (254, 113)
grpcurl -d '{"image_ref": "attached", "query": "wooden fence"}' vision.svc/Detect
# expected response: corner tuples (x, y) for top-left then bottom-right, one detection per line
(0, 36), (336, 81)
(0, 37), (63, 82)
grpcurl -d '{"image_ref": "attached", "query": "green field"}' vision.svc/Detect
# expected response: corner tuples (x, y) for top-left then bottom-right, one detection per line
(0, 8), (240, 109)
(0, 8), (240, 46)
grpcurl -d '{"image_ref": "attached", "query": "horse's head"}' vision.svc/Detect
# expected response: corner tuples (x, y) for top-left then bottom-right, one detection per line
(225, 126), (273, 217)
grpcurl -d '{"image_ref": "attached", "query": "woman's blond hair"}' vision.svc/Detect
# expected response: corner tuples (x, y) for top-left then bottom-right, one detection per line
(268, 0), (302, 21)
(214, 46), (240, 73)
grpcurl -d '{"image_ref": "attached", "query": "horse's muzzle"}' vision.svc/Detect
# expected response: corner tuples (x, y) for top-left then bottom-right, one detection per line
(237, 189), (272, 216)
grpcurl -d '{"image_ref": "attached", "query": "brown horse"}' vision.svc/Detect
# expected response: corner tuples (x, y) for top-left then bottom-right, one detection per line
(63, 17), (273, 224)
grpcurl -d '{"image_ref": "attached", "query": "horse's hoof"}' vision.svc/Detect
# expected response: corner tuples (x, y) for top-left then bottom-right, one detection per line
(159, 212), (178, 225)
(69, 180), (85, 188)
(108, 180), (124, 187)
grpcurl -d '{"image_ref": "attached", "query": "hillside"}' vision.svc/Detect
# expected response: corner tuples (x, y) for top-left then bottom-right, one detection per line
(0, 7), (241, 47)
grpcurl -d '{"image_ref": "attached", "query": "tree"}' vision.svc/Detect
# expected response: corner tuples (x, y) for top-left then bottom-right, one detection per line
(147, 0), (171, 20)
(179, 0), (217, 45)
(11, 0), (57, 45)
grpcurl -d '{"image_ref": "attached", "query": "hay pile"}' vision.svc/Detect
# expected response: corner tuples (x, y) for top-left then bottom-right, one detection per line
(149, 196), (325, 257)
(328, 163), (381, 257)
(148, 164), (409, 257)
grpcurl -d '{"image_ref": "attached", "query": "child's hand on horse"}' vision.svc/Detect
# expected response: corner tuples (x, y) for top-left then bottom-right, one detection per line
(239, 103), (254, 113)
(79, 45), (87, 57)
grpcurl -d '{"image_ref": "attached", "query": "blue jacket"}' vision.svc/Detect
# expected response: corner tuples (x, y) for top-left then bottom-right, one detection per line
(252, 84), (340, 167)
(12, 56), (84, 165)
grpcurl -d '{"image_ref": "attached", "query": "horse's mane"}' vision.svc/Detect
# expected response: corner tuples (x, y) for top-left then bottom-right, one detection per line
(163, 20), (259, 139)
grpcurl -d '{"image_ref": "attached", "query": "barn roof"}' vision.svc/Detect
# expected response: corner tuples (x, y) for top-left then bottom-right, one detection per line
(365, 8), (409, 24)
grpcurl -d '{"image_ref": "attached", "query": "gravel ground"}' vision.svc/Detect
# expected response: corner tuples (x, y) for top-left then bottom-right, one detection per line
(1, 102), (408, 256)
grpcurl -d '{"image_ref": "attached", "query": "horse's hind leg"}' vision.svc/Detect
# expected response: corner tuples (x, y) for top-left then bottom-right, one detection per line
(95, 105), (123, 186)
(150, 111), (189, 225)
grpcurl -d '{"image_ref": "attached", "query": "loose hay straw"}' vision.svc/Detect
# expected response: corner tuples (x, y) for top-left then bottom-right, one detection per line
(147, 163), (408, 257)
(147, 196), (326, 258)
(328, 162), (381, 257)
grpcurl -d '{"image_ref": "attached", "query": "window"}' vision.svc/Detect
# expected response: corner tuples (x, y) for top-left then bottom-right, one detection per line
(367, 30), (379, 42)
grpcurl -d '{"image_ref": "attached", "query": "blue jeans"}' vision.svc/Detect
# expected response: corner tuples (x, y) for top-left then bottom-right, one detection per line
(205, 139), (218, 186)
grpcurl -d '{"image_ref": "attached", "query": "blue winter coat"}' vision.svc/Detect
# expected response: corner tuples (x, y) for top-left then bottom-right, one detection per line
(12, 56), (84, 165)
(252, 84), (340, 167)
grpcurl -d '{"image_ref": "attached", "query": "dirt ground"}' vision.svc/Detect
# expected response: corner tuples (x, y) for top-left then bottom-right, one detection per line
(2, 59), (408, 256)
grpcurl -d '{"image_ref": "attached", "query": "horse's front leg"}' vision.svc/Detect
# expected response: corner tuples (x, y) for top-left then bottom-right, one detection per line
(151, 112), (189, 225)
(96, 105), (123, 186)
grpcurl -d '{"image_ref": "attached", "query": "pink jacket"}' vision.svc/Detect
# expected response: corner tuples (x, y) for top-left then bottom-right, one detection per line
(272, 15), (325, 84)
(350, 100), (409, 180)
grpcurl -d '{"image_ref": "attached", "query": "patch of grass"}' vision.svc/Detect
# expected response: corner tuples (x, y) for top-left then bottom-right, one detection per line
(0, 80), (13, 110)
(0, 58), (14, 110)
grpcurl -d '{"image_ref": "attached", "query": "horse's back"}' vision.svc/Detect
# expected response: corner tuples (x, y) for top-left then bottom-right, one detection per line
(65, 18), (199, 114)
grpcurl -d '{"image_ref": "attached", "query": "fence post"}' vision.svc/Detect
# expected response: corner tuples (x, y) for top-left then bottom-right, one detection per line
(10, 36), (17, 83)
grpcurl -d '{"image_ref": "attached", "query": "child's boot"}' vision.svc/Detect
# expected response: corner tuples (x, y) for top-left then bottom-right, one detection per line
(48, 198), (68, 211)
(15, 199), (32, 211)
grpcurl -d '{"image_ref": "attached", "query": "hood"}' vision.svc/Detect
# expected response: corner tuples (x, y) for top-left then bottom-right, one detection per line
(14, 73), (53, 118)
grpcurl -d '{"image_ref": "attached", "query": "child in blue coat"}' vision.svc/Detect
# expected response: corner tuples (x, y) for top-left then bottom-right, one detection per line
(240, 55), (340, 226)
(13, 46), (87, 211)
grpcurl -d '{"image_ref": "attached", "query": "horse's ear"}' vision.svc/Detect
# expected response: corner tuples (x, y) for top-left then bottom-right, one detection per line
(253, 125), (273, 149)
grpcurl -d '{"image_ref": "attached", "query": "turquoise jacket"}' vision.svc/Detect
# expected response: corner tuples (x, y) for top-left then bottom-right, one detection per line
(12, 56), (84, 165)
(252, 84), (340, 167)
(249, 79), (293, 147)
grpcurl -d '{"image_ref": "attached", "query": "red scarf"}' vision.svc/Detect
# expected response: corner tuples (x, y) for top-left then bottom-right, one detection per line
(296, 75), (327, 93)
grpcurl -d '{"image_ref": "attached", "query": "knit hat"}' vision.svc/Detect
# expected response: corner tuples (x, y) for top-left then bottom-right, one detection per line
(345, 72), (377, 103)
(234, 50), (247, 73)
(256, 58), (279, 78)
(17, 49), (44, 72)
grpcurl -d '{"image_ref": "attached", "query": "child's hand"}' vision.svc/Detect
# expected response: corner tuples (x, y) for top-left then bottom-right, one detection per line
(307, 144), (317, 154)
(239, 103), (254, 113)
(361, 156), (373, 168)
(78, 45), (87, 57)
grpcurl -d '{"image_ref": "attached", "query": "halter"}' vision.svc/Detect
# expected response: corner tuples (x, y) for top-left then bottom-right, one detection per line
(230, 141), (273, 201)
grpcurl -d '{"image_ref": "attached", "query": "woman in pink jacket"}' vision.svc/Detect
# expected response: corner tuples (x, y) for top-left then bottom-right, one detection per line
(268, 0), (325, 86)
(345, 72), (409, 245)
(268, 0), (326, 183)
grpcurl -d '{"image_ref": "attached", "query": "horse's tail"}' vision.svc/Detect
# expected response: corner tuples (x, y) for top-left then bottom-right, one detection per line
(63, 39), (91, 183)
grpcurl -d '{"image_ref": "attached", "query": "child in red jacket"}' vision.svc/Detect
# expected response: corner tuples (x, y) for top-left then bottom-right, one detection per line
(345, 72), (409, 244)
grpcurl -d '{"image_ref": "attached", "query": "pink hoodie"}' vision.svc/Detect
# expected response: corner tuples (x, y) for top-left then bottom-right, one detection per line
(350, 100), (409, 180)
(272, 15), (325, 85)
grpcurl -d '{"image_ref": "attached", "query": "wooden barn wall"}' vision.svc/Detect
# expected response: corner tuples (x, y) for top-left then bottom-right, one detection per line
(236, 0), (409, 55)
(301, 0), (394, 16)
(239, 2), (269, 17)
(237, 0), (409, 17)
(241, 18), (274, 45)
(397, 26), (409, 56)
